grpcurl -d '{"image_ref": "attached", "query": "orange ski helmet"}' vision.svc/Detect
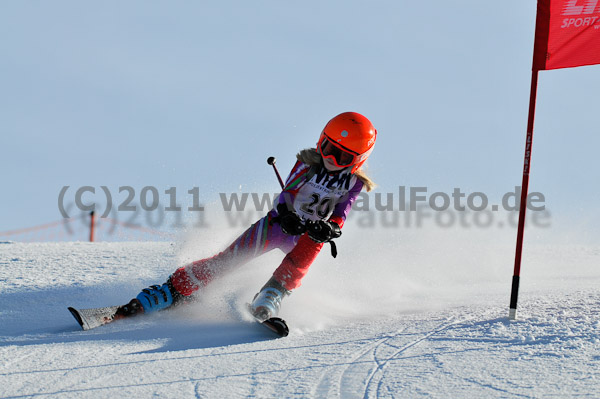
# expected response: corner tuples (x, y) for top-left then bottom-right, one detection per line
(317, 112), (377, 173)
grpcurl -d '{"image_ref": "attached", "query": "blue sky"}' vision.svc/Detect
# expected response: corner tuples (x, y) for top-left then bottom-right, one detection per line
(1, 1), (599, 240)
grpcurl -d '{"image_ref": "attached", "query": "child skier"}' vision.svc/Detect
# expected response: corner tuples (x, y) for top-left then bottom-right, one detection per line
(115, 112), (377, 323)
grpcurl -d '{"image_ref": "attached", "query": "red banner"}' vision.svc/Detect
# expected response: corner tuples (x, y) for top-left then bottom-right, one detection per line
(533, 0), (600, 70)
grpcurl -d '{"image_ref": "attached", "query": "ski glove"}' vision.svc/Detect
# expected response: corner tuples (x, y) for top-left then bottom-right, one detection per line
(276, 203), (307, 236)
(307, 220), (342, 244)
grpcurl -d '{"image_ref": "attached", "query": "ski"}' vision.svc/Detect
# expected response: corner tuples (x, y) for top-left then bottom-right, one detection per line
(245, 303), (289, 337)
(69, 305), (289, 337)
(68, 306), (120, 331)
(260, 317), (289, 337)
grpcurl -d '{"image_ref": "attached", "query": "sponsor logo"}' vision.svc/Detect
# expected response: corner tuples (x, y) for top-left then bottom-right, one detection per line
(561, 0), (600, 28)
(562, 0), (599, 15)
(367, 134), (375, 147)
(312, 169), (353, 190)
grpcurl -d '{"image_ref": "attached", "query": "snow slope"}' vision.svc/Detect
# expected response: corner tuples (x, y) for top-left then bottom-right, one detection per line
(1, 231), (599, 398)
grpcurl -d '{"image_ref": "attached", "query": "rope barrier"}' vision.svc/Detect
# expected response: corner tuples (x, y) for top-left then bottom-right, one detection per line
(0, 215), (177, 242)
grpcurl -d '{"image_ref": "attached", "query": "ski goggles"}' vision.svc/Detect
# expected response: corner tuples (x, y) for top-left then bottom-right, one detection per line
(318, 135), (359, 167)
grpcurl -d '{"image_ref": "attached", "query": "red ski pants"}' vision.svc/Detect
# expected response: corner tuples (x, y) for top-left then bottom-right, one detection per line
(171, 214), (324, 296)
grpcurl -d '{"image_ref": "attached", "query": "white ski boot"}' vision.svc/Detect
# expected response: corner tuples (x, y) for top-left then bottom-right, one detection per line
(250, 277), (290, 322)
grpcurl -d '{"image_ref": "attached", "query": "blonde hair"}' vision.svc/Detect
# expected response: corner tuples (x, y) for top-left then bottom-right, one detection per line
(296, 148), (376, 192)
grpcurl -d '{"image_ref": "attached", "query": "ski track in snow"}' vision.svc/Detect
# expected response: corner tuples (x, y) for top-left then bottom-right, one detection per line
(0, 241), (599, 398)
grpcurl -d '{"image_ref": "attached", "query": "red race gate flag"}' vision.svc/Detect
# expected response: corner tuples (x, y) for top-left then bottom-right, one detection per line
(533, 0), (600, 70)
(510, 0), (600, 320)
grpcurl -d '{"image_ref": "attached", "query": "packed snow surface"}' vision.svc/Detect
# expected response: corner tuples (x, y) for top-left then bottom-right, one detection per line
(1, 230), (599, 398)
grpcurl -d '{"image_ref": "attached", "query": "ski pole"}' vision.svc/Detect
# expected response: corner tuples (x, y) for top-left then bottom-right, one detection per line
(267, 156), (284, 189)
